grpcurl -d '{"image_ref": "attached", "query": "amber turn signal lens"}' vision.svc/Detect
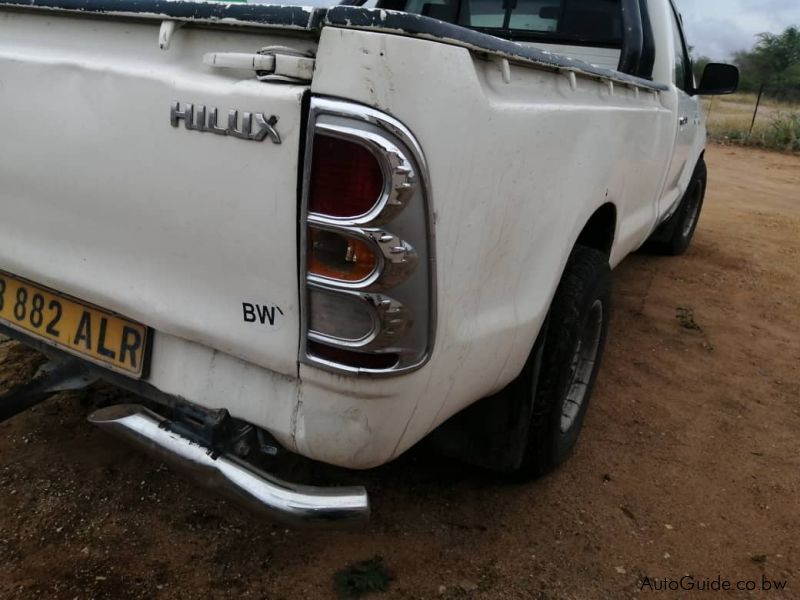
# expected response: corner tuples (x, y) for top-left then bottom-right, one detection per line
(308, 228), (379, 282)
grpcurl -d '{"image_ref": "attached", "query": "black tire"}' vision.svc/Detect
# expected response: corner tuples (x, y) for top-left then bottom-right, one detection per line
(515, 244), (612, 478)
(645, 158), (707, 256)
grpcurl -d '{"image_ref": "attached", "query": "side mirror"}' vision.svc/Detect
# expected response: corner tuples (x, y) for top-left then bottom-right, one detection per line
(694, 63), (739, 96)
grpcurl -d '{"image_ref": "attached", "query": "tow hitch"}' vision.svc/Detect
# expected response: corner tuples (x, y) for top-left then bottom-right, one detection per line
(0, 360), (97, 423)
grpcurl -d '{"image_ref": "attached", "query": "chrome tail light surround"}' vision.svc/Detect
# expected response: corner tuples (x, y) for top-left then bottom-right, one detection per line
(300, 97), (435, 376)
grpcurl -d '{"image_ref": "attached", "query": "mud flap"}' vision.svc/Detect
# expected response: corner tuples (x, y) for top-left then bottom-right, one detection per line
(428, 319), (548, 473)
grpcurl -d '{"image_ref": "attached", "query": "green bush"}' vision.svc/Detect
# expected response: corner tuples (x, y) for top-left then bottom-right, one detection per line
(764, 112), (800, 151)
(734, 26), (800, 103)
(709, 112), (800, 152)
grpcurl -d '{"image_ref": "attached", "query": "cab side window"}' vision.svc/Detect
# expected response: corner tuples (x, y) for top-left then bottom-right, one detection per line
(669, 5), (691, 91)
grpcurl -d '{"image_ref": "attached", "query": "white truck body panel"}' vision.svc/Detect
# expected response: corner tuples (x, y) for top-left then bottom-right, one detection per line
(0, 0), (708, 469)
(0, 13), (315, 377)
(305, 25), (684, 466)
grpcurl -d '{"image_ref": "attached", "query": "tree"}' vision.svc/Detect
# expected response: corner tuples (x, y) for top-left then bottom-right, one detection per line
(733, 26), (800, 101)
(755, 27), (800, 74)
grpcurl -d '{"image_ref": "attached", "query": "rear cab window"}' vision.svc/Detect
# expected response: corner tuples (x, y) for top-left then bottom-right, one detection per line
(382, 0), (623, 47)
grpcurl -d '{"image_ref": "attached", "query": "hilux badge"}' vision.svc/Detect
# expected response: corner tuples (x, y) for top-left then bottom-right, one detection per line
(170, 101), (281, 144)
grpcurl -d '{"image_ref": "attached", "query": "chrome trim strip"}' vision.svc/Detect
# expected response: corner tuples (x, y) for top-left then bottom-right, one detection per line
(299, 97), (436, 376)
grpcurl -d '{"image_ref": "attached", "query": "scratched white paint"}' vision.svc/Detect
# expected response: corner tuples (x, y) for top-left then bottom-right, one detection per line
(0, 0), (705, 469)
(300, 0), (704, 468)
(0, 13), (316, 378)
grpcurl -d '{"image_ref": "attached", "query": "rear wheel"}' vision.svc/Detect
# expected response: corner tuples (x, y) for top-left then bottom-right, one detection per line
(515, 244), (611, 478)
(427, 245), (611, 477)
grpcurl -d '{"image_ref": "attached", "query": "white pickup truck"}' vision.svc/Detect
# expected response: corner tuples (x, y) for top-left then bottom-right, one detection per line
(0, 0), (737, 525)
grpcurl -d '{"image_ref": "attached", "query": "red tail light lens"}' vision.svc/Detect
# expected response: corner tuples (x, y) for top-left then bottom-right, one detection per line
(309, 135), (384, 218)
(308, 341), (399, 370)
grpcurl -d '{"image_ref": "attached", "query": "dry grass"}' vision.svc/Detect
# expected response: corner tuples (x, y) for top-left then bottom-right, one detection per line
(703, 93), (800, 151)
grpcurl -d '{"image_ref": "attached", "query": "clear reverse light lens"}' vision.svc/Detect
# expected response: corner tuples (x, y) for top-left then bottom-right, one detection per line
(308, 288), (375, 343)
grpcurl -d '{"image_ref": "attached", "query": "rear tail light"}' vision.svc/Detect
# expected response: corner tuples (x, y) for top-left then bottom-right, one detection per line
(300, 98), (435, 375)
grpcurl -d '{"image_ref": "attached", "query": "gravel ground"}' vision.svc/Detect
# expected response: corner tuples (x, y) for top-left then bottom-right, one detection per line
(1, 144), (799, 599)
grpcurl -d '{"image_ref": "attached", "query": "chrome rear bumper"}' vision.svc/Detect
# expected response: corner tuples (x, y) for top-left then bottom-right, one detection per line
(88, 404), (370, 527)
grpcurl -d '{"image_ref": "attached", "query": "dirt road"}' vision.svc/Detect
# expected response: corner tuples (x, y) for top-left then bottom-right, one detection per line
(1, 145), (799, 599)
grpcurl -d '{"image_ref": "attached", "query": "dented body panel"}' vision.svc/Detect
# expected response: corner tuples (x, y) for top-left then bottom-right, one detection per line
(0, 11), (314, 378)
(0, 0), (706, 469)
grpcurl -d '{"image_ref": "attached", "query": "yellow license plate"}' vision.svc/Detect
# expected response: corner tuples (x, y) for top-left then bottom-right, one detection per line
(0, 271), (148, 377)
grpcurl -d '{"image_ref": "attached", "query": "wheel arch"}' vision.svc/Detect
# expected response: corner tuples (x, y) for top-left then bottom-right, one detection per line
(428, 205), (618, 472)
(575, 202), (617, 257)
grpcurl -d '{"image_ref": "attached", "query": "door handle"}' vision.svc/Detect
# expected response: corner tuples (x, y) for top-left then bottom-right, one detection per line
(679, 116), (689, 126)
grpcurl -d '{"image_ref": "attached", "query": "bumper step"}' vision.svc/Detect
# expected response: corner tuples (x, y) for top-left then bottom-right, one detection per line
(88, 404), (370, 527)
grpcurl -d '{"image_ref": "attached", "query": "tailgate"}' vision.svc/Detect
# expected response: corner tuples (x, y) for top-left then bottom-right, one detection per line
(0, 9), (315, 376)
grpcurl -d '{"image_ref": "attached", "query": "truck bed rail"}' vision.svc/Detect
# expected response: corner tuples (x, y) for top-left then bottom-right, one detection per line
(0, 0), (668, 92)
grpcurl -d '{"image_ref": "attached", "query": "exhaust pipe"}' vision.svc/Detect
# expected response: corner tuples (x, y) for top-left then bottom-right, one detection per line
(88, 404), (369, 527)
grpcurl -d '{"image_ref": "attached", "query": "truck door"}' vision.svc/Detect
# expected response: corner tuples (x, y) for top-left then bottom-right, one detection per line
(663, 2), (700, 200)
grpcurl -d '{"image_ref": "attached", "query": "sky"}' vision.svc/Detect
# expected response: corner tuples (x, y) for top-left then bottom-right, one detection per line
(674, 0), (800, 60)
